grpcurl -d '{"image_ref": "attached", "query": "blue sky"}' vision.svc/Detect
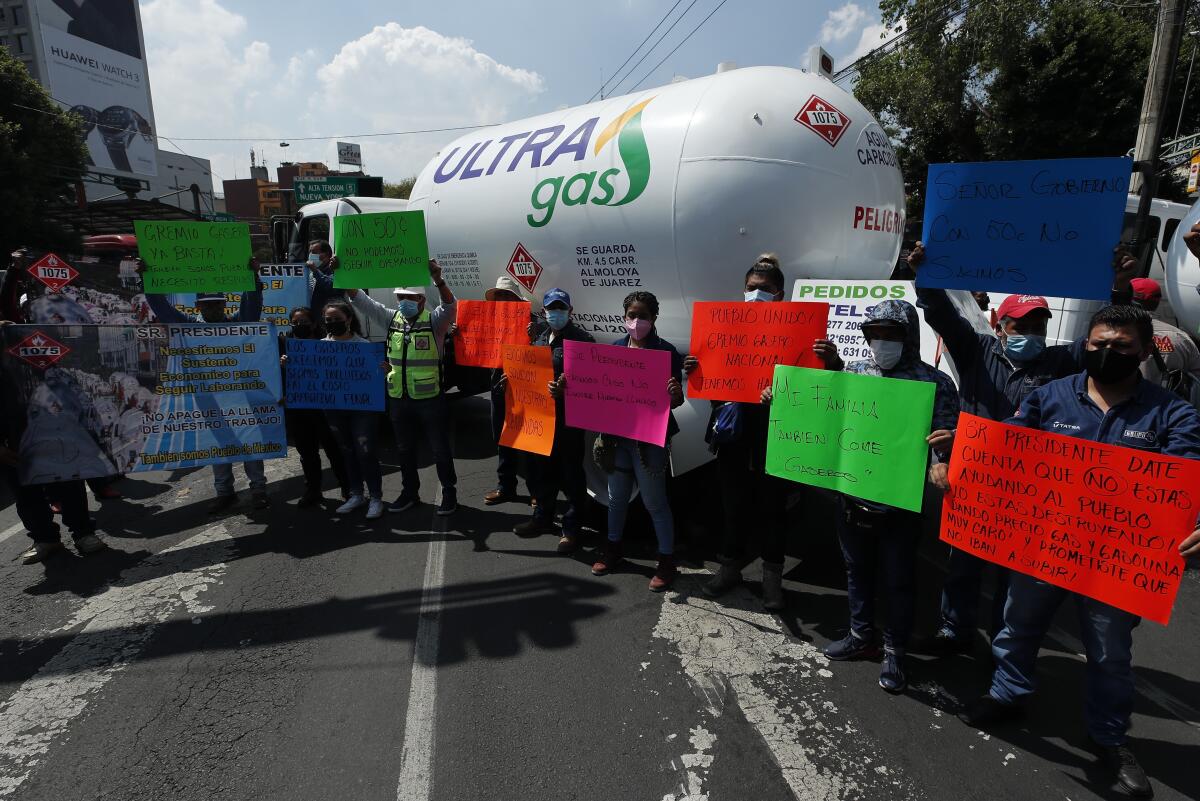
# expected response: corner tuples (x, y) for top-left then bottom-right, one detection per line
(138, 0), (895, 186)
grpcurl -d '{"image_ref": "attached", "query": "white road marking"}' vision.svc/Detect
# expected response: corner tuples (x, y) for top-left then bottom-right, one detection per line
(0, 522), (22, 547)
(0, 523), (233, 798)
(395, 495), (448, 801)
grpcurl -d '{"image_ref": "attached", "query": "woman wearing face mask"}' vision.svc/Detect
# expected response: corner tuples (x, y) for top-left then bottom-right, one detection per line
(318, 300), (386, 519)
(279, 307), (349, 507)
(682, 254), (842, 610)
(591, 291), (685, 591)
(514, 288), (596, 552)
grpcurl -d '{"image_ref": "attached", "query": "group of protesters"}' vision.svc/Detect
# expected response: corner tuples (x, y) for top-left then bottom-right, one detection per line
(4, 228), (1200, 800)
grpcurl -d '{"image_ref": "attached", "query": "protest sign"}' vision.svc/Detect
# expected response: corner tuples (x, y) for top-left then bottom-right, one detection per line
(1, 323), (286, 484)
(167, 264), (309, 330)
(687, 301), (829, 403)
(563, 341), (671, 446)
(285, 339), (385, 411)
(454, 300), (531, 368)
(917, 157), (1131, 300)
(764, 366), (935, 512)
(134, 220), (255, 294)
(500, 344), (555, 456)
(941, 414), (1200, 625)
(332, 211), (430, 289)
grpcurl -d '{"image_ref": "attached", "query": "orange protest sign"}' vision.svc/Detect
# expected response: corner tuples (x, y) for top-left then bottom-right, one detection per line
(940, 414), (1200, 624)
(686, 302), (829, 403)
(454, 300), (530, 368)
(500, 344), (555, 456)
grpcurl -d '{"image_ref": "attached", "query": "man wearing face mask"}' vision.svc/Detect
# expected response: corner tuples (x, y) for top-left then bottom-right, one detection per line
(138, 257), (269, 513)
(515, 288), (595, 552)
(347, 260), (458, 515)
(305, 240), (343, 316)
(960, 304), (1200, 799)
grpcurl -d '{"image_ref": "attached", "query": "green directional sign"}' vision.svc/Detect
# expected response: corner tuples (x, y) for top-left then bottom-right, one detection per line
(295, 177), (361, 204)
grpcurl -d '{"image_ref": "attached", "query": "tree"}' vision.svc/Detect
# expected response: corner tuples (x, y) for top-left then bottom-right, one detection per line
(383, 177), (417, 199)
(852, 0), (1199, 214)
(0, 48), (88, 257)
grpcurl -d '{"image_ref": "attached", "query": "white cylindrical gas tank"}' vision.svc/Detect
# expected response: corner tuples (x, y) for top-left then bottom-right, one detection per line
(410, 65), (904, 477)
(1165, 199), (1200, 337)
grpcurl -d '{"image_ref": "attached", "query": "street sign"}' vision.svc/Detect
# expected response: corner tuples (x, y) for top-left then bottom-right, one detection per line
(27, 253), (79, 292)
(295, 176), (361, 204)
(506, 243), (542, 293)
(337, 141), (362, 167)
(1189, 150), (1200, 194)
(201, 211), (237, 222)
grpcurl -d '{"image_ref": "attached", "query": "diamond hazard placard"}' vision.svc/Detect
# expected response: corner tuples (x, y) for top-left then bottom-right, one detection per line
(506, 243), (543, 293)
(795, 95), (851, 147)
(7, 330), (71, 369)
(27, 253), (79, 292)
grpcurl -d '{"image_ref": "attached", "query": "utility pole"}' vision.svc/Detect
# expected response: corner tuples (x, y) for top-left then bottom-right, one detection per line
(1130, 0), (1187, 274)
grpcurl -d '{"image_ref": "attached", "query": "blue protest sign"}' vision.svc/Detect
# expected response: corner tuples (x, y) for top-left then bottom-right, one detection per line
(917, 157), (1131, 300)
(0, 323), (287, 483)
(284, 338), (386, 411)
(167, 264), (309, 330)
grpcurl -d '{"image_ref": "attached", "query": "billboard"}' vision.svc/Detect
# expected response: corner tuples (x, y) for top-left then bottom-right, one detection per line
(36, 0), (157, 177)
(337, 141), (362, 166)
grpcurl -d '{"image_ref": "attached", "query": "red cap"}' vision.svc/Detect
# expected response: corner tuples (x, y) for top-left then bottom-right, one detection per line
(996, 294), (1051, 320)
(1130, 277), (1162, 302)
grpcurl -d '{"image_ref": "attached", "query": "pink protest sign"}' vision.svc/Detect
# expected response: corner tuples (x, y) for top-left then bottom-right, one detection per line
(563, 340), (671, 446)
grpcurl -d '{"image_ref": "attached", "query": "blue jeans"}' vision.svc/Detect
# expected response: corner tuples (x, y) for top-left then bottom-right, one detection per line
(212, 460), (266, 496)
(325, 410), (383, 500)
(606, 438), (674, 555)
(491, 382), (518, 494)
(989, 572), (1139, 746)
(939, 547), (1010, 640)
(388, 395), (456, 497)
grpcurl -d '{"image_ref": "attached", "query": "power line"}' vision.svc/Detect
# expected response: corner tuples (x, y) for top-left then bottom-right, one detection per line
(832, 0), (969, 84)
(586, 0), (688, 103)
(606, 0), (704, 98)
(626, 0), (732, 93)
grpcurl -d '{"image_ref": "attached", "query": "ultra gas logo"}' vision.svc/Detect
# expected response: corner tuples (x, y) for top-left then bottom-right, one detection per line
(431, 97), (655, 228)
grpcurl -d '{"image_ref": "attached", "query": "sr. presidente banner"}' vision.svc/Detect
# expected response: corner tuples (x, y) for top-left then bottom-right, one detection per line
(166, 264), (309, 330)
(765, 367), (935, 512)
(500, 344), (556, 456)
(563, 341), (671, 446)
(687, 301), (829, 403)
(134, 220), (255, 294)
(917, 157), (1130, 300)
(333, 211), (430, 289)
(285, 339), (386, 411)
(0, 324), (285, 485)
(941, 414), (1200, 624)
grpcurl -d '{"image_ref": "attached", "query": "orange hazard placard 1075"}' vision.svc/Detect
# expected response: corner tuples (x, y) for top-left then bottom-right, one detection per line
(940, 413), (1200, 625)
(499, 344), (555, 456)
(454, 300), (530, 368)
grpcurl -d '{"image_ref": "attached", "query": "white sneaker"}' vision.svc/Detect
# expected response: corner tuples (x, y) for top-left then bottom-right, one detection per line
(20, 542), (64, 564)
(365, 499), (385, 519)
(336, 495), (367, 515)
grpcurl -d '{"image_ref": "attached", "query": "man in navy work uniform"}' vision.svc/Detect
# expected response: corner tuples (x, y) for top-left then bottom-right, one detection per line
(959, 304), (1200, 799)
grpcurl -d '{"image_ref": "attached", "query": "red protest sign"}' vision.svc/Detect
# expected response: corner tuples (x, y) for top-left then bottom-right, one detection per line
(940, 413), (1200, 625)
(454, 300), (530, 368)
(687, 302), (829, 403)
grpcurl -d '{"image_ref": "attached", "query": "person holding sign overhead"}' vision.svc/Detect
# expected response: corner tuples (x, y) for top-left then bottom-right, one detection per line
(820, 299), (959, 694)
(589, 291), (685, 591)
(684, 255), (841, 610)
(137, 257), (270, 514)
(516, 288), (595, 552)
(347, 260), (458, 516)
(958, 304), (1200, 799)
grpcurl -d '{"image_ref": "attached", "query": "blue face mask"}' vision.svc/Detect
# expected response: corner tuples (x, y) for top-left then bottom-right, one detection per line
(306, 253), (321, 268)
(398, 299), (419, 318)
(545, 308), (569, 330)
(1003, 334), (1046, 362)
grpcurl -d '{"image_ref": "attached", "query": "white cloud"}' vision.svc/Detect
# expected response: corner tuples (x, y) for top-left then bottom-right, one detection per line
(811, 2), (903, 69)
(842, 19), (903, 64)
(819, 3), (869, 43)
(140, 1), (545, 192)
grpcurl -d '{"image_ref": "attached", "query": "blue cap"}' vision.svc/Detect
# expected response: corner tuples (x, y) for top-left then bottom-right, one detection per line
(196, 292), (226, 303)
(542, 288), (571, 308)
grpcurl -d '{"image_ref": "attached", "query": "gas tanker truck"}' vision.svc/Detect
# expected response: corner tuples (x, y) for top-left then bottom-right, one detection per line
(276, 65), (906, 482)
(1164, 198), (1200, 339)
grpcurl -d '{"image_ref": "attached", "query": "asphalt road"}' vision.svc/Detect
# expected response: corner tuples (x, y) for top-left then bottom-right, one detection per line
(1, 395), (1197, 801)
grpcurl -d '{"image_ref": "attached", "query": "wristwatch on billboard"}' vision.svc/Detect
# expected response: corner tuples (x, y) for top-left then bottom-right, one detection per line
(69, 105), (99, 165)
(98, 106), (155, 173)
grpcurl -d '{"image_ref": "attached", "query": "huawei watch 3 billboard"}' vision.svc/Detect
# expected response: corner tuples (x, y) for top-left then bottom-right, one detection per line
(37, 0), (157, 177)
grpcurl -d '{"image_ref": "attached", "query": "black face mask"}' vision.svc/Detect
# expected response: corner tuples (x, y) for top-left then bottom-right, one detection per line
(325, 319), (348, 336)
(1083, 347), (1142, 385)
(291, 322), (313, 338)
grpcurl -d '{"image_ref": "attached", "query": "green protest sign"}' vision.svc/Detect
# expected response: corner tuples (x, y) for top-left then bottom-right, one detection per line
(332, 211), (429, 289)
(765, 366), (935, 512)
(134, 220), (254, 294)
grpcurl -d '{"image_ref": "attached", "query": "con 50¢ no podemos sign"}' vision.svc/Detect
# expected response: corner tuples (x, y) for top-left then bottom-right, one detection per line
(941, 414), (1200, 625)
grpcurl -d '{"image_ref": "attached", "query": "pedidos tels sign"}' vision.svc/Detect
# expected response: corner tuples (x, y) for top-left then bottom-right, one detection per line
(432, 98), (656, 228)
